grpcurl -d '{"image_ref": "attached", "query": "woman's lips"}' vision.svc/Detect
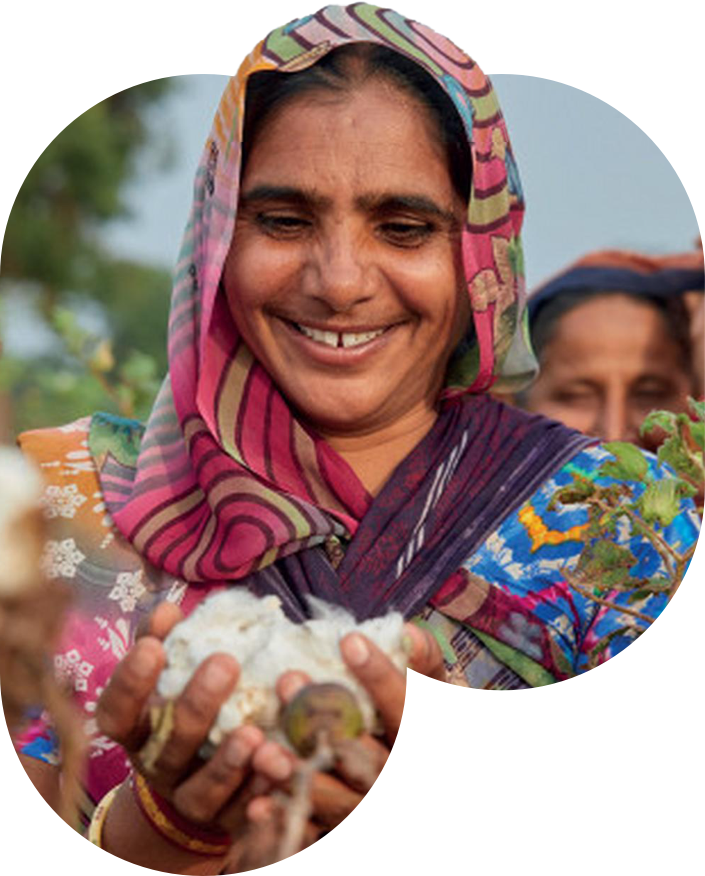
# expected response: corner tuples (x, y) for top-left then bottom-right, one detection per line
(277, 317), (402, 364)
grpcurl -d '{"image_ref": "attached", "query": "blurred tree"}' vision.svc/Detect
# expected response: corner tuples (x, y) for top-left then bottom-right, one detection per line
(0, 78), (175, 436)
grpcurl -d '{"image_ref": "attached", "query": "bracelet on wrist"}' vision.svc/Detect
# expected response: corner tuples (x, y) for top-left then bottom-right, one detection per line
(131, 772), (231, 857)
(87, 784), (121, 848)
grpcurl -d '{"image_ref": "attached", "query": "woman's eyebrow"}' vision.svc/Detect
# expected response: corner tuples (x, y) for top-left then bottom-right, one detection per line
(357, 193), (461, 226)
(239, 184), (330, 210)
(240, 186), (461, 226)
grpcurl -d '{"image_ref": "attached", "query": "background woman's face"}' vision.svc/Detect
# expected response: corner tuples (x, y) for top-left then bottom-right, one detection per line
(524, 294), (693, 446)
(222, 79), (469, 437)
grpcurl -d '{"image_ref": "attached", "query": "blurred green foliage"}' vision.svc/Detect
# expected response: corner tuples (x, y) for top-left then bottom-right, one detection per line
(0, 78), (176, 437)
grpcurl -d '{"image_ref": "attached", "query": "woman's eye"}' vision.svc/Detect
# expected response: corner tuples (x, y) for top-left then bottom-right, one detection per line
(633, 386), (672, 405)
(379, 221), (434, 247)
(256, 214), (311, 236)
(552, 390), (594, 407)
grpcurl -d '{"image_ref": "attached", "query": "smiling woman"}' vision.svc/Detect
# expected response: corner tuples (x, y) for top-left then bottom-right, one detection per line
(6, 3), (701, 873)
(224, 49), (470, 491)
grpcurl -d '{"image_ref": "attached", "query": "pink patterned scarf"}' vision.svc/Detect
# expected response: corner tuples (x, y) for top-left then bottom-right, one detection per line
(100, 3), (543, 592)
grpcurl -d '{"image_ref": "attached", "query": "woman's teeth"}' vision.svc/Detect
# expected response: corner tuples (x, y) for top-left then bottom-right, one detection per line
(295, 323), (386, 348)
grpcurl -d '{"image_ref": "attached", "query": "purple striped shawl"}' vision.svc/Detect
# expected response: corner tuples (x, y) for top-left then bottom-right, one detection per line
(175, 396), (593, 621)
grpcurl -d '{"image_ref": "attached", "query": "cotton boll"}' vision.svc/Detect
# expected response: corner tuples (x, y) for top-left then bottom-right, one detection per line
(282, 682), (364, 757)
(0, 448), (46, 597)
(157, 589), (408, 748)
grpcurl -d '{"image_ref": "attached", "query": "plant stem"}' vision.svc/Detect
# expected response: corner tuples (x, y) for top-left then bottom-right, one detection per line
(278, 734), (333, 862)
(594, 497), (681, 579)
(565, 572), (655, 625)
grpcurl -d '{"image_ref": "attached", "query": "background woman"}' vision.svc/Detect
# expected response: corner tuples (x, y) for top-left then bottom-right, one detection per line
(520, 248), (704, 447)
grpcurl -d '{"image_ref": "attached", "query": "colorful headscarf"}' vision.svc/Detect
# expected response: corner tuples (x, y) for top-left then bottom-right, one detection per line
(528, 246), (704, 323)
(100, 3), (537, 585)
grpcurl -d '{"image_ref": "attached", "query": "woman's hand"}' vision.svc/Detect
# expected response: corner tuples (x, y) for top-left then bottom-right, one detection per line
(251, 623), (446, 833)
(96, 605), (444, 868)
(96, 603), (294, 840)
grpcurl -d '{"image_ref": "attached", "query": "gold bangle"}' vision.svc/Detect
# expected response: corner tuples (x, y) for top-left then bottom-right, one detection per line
(132, 772), (231, 856)
(87, 784), (120, 848)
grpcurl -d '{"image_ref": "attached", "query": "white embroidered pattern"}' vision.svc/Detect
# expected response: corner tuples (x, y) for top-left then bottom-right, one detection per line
(54, 649), (94, 692)
(41, 483), (87, 519)
(108, 570), (146, 613)
(41, 538), (86, 579)
(95, 616), (131, 661)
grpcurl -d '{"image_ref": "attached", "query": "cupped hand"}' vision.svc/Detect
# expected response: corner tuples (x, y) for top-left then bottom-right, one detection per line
(97, 606), (444, 847)
(251, 622), (445, 832)
(96, 602), (294, 835)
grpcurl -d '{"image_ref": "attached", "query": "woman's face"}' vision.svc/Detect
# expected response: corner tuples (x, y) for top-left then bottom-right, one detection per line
(524, 294), (692, 447)
(222, 79), (469, 437)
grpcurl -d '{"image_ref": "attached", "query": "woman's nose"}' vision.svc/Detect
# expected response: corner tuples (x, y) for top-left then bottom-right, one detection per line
(302, 228), (374, 312)
(595, 388), (632, 443)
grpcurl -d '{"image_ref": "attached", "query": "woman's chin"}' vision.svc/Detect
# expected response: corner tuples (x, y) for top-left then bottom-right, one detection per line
(291, 392), (394, 439)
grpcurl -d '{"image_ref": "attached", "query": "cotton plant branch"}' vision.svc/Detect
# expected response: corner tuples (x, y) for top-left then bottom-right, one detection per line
(549, 398), (704, 665)
(277, 683), (378, 861)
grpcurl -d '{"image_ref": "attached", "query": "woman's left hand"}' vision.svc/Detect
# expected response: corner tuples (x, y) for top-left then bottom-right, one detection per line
(251, 624), (446, 832)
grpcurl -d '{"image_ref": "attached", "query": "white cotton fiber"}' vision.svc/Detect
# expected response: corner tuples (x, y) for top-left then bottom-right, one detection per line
(157, 589), (408, 745)
(0, 448), (46, 597)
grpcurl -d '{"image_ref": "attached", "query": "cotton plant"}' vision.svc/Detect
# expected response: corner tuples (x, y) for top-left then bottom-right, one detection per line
(548, 398), (704, 668)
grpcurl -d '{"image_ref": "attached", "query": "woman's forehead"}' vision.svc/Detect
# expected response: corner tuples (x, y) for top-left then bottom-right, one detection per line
(545, 295), (685, 360)
(241, 81), (457, 203)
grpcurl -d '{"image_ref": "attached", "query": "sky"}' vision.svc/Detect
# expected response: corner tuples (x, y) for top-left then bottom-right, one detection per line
(101, 72), (700, 290)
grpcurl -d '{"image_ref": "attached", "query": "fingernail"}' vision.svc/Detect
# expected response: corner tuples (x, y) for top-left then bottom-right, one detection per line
(343, 634), (369, 667)
(404, 625), (427, 663)
(280, 673), (307, 702)
(132, 644), (159, 678)
(202, 660), (233, 693)
(224, 735), (252, 769)
(248, 797), (274, 824)
(268, 754), (292, 781)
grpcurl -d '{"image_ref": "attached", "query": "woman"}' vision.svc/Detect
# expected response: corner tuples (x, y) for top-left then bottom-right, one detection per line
(12, 4), (700, 872)
(520, 248), (704, 446)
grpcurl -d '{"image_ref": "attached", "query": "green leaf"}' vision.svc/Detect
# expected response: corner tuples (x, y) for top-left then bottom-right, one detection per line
(675, 479), (698, 499)
(119, 350), (158, 386)
(548, 474), (595, 509)
(577, 539), (637, 590)
(657, 435), (702, 482)
(638, 479), (681, 527)
(688, 397), (705, 422)
(687, 421), (704, 452)
(600, 442), (649, 482)
(640, 409), (677, 439)
(644, 575), (672, 593)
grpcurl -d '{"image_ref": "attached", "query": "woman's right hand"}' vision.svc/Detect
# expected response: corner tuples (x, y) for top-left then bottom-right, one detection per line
(95, 603), (294, 838)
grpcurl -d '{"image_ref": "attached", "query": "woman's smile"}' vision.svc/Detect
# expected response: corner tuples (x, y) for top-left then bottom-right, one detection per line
(222, 79), (469, 437)
(278, 315), (404, 360)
